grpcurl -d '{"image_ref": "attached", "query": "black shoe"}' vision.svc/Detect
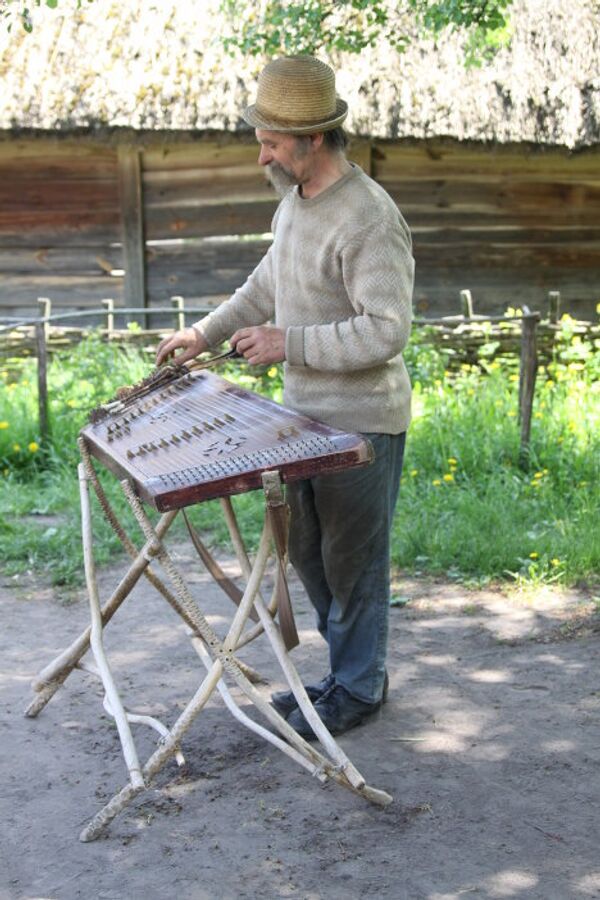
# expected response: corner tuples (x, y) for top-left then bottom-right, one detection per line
(271, 673), (335, 718)
(287, 676), (389, 741)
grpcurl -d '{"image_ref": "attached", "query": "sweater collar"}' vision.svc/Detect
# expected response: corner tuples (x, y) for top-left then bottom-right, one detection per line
(292, 163), (362, 207)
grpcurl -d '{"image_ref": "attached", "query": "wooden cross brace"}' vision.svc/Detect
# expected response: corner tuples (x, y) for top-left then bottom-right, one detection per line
(24, 451), (392, 842)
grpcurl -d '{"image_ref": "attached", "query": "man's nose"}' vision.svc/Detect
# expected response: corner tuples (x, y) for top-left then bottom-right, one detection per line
(258, 146), (272, 166)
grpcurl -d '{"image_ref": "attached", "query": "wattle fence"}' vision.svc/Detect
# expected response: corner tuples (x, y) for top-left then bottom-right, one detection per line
(3, 287), (597, 463)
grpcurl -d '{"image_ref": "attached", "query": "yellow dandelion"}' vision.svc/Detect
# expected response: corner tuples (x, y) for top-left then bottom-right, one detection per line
(28, 441), (39, 453)
(432, 479), (442, 487)
(448, 457), (457, 465)
(67, 399), (77, 408)
(529, 552), (539, 559)
(534, 412), (543, 419)
(550, 558), (561, 567)
(545, 380), (554, 388)
(534, 471), (544, 479)
(410, 469), (418, 477)
(530, 479), (541, 487)
(12, 443), (20, 452)
(0, 420), (9, 429)
(267, 367), (278, 378)
(443, 473), (454, 483)
(507, 411), (516, 418)
(509, 374), (519, 382)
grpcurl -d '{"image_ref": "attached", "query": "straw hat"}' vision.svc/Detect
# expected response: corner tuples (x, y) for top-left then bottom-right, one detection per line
(243, 56), (348, 134)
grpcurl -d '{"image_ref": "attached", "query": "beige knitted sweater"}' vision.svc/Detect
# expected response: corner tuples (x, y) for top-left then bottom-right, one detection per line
(195, 165), (414, 434)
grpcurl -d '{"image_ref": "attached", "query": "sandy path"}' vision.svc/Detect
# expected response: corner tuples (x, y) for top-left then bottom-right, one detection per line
(1, 552), (599, 900)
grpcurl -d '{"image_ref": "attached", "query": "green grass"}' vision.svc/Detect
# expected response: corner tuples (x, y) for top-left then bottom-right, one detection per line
(0, 320), (598, 589)
(395, 322), (600, 586)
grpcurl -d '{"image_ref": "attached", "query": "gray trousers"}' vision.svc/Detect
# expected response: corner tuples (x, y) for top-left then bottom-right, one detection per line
(287, 432), (406, 704)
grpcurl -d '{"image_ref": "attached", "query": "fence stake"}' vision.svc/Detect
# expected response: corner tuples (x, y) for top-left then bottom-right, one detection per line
(548, 291), (561, 324)
(102, 299), (115, 339)
(460, 289), (473, 320)
(34, 321), (49, 445)
(518, 311), (540, 465)
(171, 296), (185, 332)
(38, 297), (51, 340)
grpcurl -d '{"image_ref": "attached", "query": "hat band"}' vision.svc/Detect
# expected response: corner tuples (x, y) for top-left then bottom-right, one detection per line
(254, 104), (338, 128)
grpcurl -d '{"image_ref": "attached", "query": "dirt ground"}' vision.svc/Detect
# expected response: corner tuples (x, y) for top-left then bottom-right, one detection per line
(2, 545), (600, 900)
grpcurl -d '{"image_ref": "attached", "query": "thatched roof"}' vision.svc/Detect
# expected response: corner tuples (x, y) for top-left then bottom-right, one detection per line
(0, 0), (598, 147)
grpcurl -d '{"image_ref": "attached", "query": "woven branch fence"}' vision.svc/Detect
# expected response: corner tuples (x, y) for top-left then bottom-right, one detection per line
(1, 290), (598, 464)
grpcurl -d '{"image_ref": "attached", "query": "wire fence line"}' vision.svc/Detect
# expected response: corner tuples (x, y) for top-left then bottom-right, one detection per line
(0, 297), (213, 335)
(0, 288), (579, 336)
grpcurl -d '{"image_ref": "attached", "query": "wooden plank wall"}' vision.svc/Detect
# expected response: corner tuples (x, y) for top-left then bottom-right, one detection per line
(0, 136), (598, 322)
(374, 142), (600, 318)
(142, 142), (277, 314)
(0, 141), (123, 319)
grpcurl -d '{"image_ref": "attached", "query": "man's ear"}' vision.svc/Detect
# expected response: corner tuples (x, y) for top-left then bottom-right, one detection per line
(309, 132), (325, 151)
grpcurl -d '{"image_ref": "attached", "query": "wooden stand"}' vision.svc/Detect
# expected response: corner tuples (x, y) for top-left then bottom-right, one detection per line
(25, 448), (392, 842)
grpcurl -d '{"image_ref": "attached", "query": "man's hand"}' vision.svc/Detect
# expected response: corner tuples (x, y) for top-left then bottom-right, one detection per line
(156, 326), (208, 366)
(231, 326), (286, 365)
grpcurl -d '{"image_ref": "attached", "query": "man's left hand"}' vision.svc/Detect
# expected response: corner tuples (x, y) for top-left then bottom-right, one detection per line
(231, 326), (286, 366)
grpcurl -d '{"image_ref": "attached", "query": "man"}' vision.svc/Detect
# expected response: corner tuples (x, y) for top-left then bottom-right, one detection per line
(156, 56), (414, 739)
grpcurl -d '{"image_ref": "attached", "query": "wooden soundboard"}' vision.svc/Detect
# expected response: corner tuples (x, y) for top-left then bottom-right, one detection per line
(81, 370), (373, 511)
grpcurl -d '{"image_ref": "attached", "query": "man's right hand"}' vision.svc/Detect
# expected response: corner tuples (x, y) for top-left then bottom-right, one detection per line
(156, 326), (209, 366)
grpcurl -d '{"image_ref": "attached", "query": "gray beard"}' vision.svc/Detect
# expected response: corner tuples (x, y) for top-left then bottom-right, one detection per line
(266, 163), (298, 198)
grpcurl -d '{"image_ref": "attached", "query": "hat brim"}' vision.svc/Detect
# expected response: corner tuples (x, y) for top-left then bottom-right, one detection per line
(242, 98), (348, 134)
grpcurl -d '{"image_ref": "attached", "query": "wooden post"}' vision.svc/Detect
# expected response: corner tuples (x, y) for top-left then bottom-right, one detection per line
(37, 297), (51, 339)
(548, 291), (561, 324)
(117, 146), (147, 328)
(171, 296), (185, 332)
(34, 320), (49, 445)
(102, 299), (115, 339)
(460, 289), (473, 319)
(518, 311), (540, 465)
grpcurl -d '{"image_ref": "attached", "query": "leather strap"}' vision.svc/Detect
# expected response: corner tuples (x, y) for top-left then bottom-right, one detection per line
(182, 510), (259, 623)
(263, 475), (299, 651)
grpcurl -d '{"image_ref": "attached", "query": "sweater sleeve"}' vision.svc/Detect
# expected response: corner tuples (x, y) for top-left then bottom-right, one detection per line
(193, 244), (276, 348)
(285, 217), (414, 371)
